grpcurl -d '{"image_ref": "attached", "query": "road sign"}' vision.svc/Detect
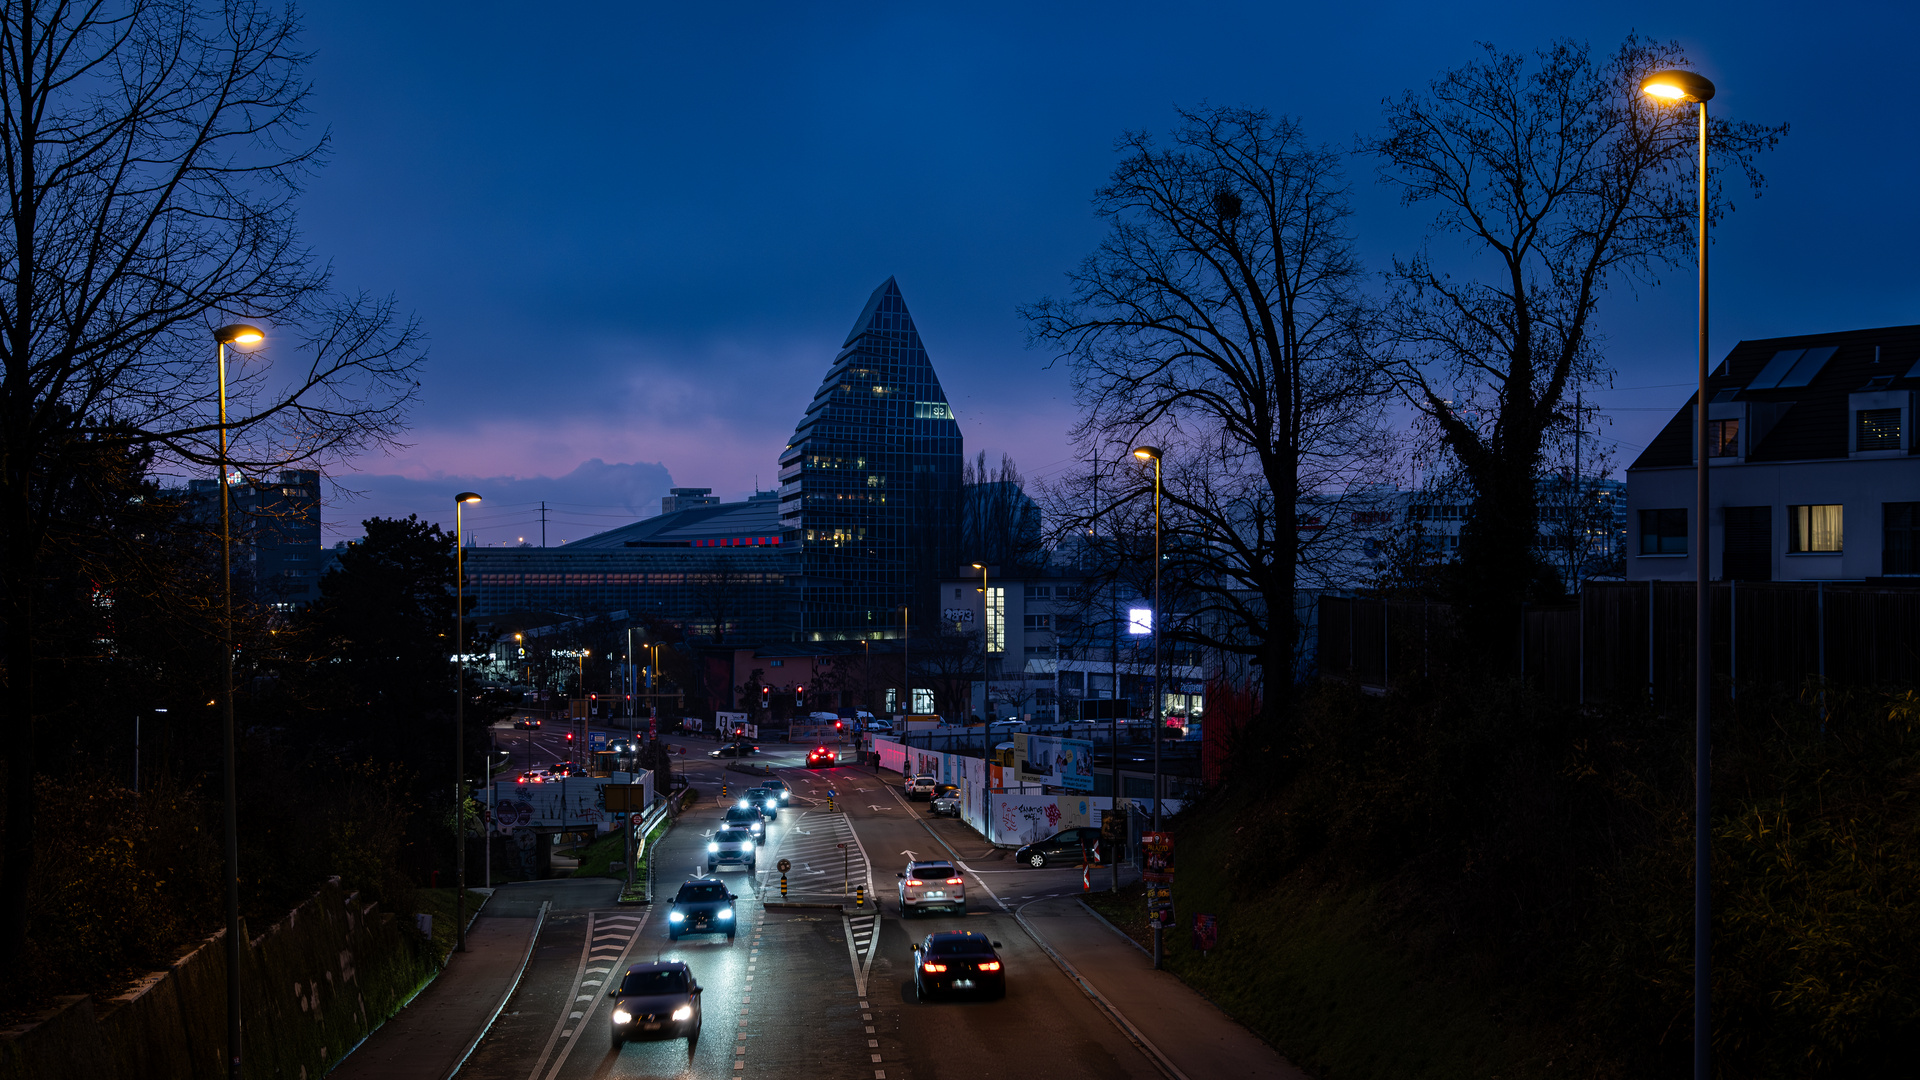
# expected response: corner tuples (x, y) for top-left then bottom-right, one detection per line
(1192, 913), (1219, 953)
(589, 730), (608, 752)
(777, 858), (792, 873)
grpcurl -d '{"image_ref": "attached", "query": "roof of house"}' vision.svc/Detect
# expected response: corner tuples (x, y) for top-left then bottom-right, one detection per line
(559, 494), (782, 550)
(1629, 324), (1920, 469)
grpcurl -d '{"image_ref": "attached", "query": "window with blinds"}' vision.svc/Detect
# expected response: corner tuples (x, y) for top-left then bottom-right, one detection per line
(1787, 504), (1843, 553)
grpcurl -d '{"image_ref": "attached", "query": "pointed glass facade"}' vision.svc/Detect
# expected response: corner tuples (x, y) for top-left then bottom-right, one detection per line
(780, 278), (962, 640)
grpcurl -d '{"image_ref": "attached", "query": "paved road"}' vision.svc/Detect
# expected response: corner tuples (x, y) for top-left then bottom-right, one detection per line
(458, 746), (1161, 1080)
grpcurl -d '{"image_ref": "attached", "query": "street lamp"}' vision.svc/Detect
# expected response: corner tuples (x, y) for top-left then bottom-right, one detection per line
(1642, 67), (1715, 1080)
(453, 492), (482, 950)
(1133, 444), (1164, 970)
(972, 562), (991, 763)
(213, 322), (262, 1080)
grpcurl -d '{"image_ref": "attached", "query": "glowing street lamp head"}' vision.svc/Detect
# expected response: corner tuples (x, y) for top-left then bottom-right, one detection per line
(1133, 445), (1163, 462)
(214, 323), (265, 345)
(1640, 69), (1715, 105)
(456, 492), (482, 504)
(971, 562), (984, 570)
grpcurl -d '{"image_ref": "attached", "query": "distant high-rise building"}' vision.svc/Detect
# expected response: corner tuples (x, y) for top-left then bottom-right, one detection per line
(661, 487), (719, 515)
(780, 278), (963, 641)
(183, 469), (322, 610)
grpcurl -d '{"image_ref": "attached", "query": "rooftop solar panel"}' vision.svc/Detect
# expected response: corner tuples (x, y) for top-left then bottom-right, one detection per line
(1747, 345), (1837, 389)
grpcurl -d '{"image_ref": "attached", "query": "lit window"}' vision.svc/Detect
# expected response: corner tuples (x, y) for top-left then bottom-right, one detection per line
(1708, 418), (1740, 457)
(1788, 505), (1842, 553)
(1638, 509), (1687, 555)
(1857, 409), (1901, 451)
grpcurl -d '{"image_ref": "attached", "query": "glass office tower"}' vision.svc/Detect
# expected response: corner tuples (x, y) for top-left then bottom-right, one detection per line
(780, 277), (962, 640)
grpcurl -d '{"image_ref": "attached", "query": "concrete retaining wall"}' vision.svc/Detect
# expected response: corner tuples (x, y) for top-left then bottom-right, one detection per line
(0, 879), (435, 1080)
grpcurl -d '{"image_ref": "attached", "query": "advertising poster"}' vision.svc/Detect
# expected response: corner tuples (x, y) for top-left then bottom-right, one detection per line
(488, 774), (651, 835)
(1018, 735), (1095, 793)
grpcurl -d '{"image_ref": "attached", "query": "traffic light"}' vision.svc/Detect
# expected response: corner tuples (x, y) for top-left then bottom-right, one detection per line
(834, 720), (844, 731)
(795, 684), (805, 707)
(760, 687), (770, 708)
(566, 732), (574, 742)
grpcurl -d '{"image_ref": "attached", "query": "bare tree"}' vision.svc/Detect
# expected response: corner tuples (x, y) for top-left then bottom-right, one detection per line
(913, 621), (983, 723)
(961, 452), (1045, 574)
(1025, 105), (1382, 732)
(0, 1), (424, 969)
(1363, 36), (1785, 636)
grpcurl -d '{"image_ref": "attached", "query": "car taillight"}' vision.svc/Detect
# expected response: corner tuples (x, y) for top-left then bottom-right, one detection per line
(905, 878), (923, 886)
(921, 962), (947, 973)
(945, 877), (963, 885)
(978, 960), (1001, 971)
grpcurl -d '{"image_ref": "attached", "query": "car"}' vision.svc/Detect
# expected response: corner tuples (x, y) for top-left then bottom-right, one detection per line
(928, 792), (962, 818)
(609, 961), (703, 1048)
(666, 878), (737, 941)
(904, 775), (937, 800)
(513, 718), (542, 730)
(740, 789), (779, 822)
(912, 931), (1005, 1000)
(1014, 827), (1120, 868)
(759, 779), (791, 804)
(517, 766), (554, 784)
(706, 828), (757, 872)
(806, 746), (837, 768)
(707, 742), (761, 759)
(865, 718), (894, 733)
(722, 806), (766, 844)
(898, 859), (966, 917)
(551, 762), (576, 777)
(930, 782), (959, 800)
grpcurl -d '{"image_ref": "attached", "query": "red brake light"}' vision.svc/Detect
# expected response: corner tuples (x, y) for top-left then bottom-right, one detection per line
(946, 877), (963, 885)
(978, 960), (1001, 971)
(921, 962), (947, 973)
(905, 878), (923, 886)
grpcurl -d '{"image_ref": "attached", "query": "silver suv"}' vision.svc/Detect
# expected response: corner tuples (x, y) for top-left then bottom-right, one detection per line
(707, 828), (756, 872)
(898, 859), (965, 917)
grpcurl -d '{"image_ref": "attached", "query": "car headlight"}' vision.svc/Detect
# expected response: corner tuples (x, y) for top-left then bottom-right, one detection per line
(671, 1004), (693, 1021)
(669, 911), (685, 922)
(736, 799), (749, 808)
(708, 842), (719, 852)
(718, 908), (733, 920)
(612, 1008), (632, 1024)
(751, 823), (762, 833)
(779, 792), (789, 801)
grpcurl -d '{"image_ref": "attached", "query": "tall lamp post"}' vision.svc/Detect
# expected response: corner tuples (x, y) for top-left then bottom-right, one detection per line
(1132, 445), (1164, 969)
(972, 562), (991, 763)
(1642, 67), (1716, 1080)
(453, 492), (482, 950)
(213, 323), (262, 1080)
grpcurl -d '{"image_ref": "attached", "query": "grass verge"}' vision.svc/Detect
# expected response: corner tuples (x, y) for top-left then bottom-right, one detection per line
(409, 887), (493, 961)
(1086, 807), (1567, 1079)
(573, 815), (671, 879)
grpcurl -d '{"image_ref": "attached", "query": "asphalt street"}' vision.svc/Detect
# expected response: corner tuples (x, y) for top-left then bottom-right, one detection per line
(460, 731), (1160, 1080)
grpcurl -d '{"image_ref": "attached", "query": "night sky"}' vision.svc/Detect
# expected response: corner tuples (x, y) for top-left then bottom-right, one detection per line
(291, 1), (1920, 545)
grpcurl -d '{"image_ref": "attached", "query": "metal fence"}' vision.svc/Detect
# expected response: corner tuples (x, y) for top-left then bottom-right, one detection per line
(1319, 581), (1920, 704)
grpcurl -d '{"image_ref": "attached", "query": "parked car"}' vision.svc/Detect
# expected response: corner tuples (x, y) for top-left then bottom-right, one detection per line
(928, 792), (962, 818)
(898, 859), (965, 917)
(706, 828), (757, 873)
(1014, 827), (1120, 868)
(666, 878), (737, 941)
(722, 806), (766, 844)
(806, 746), (837, 768)
(609, 961), (702, 1048)
(759, 779), (791, 804)
(904, 775), (937, 800)
(912, 931), (1005, 1000)
(865, 718), (894, 733)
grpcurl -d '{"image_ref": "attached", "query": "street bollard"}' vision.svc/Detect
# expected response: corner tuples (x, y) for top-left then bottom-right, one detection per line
(780, 874), (788, 898)
(721, 782), (728, 799)
(856, 884), (865, 908)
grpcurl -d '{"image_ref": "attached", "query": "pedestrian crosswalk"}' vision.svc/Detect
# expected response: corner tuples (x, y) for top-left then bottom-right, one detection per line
(761, 810), (872, 907)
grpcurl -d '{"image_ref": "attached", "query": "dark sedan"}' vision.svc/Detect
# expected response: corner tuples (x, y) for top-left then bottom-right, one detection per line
(912, 931), (1006, 1000)
(666, 878), (738, 941)
(610, 961), (702, 1049)
(708, 742), (760, 758)
(1014, 827), (1121, 868)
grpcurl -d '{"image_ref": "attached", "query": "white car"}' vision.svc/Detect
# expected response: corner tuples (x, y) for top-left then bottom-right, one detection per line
(904, 775), (937, 800)
(707, 828), (757, 872)
(898, 860), (966, 917)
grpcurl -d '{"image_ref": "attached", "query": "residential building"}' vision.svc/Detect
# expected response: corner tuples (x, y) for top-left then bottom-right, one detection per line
(178, 469), (322, 611)
(1626, 324), (1920, 582)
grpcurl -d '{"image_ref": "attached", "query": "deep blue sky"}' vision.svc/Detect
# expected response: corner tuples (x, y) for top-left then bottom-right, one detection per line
(298, 0), (1920, 544)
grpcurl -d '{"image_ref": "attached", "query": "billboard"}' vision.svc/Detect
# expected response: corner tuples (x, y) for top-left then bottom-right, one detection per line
(988, 793), (1091, 846)
(1017, 735), (1095, 793)
(487, 773), (652, 835)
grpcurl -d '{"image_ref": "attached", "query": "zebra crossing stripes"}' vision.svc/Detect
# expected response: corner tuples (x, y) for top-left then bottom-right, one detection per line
(762, 811), (871, 904)
(846, 913), (877, 960)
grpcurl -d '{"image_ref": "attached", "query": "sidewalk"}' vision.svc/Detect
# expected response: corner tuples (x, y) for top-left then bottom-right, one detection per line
(329, 905), (544, 1080)
(1019, 895), (1309, 1080)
